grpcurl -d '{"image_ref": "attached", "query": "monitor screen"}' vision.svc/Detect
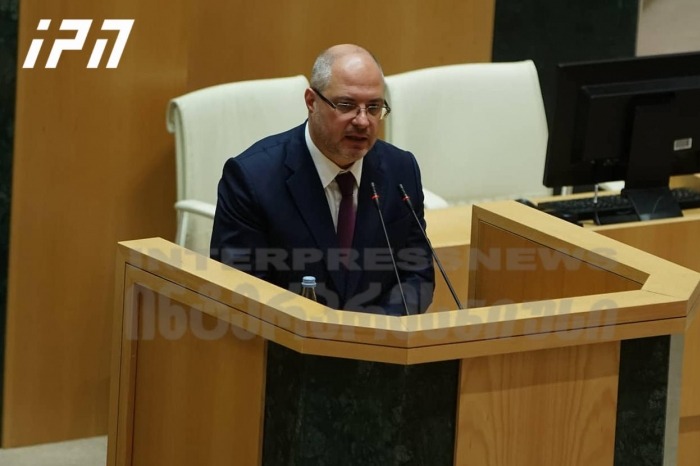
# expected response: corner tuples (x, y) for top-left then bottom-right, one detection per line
(543, 52), (700, 200)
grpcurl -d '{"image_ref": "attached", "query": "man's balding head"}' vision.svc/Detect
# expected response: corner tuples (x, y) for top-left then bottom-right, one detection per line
(310, 44), (384, 91)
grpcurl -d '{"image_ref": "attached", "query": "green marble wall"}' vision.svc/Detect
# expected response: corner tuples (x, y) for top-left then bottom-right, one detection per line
(0, 0), (18, 437)
(615, 336), (670, 466)
(263, 343), (459, 466)
(491, 0), (639, 127)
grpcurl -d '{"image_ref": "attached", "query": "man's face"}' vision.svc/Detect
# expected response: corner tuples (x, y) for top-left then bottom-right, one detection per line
(306, 54), (386, 169)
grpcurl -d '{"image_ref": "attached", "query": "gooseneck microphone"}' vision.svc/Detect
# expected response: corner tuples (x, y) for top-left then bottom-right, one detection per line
(398, 184), (464, 310)
(370, 182), (410, 317)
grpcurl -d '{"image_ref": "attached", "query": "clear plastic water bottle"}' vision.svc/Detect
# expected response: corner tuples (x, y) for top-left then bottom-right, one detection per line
(300, 276), (317, 302)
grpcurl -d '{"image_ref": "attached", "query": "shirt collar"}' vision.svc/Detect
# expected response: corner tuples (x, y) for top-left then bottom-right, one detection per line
(305, 122), (363, 188)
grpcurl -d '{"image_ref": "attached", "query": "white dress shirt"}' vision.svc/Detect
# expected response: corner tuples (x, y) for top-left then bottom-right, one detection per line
(305, 123), (363, 231)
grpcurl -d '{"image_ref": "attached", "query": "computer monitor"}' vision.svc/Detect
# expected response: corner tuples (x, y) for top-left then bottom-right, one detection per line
(543, 51), (700, 220)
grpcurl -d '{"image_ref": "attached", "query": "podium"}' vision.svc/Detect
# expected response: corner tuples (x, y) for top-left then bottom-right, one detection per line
(107, 201), (700, 466)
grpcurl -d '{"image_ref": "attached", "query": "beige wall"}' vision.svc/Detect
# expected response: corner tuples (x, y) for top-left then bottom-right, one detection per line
(4, 0), (496, 447)
(637, 0), (700, 55)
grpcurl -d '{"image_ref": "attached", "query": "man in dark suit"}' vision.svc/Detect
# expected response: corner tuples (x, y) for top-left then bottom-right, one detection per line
(211, 44), (434, 315)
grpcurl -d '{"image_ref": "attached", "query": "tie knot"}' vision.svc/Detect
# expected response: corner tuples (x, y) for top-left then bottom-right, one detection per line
(336, 172), (355, 197)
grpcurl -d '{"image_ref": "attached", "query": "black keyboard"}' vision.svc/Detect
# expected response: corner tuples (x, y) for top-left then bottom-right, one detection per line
(537, 188), (700, 222)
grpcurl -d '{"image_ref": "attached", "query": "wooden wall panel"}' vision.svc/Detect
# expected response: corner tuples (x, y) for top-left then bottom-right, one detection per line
(185, 0), (495, 90)
(4, 0), (187, 446)
(5, 0), (496, 447)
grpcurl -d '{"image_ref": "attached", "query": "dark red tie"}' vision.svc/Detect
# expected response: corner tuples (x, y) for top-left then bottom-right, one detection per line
(335, 172), (356, 250)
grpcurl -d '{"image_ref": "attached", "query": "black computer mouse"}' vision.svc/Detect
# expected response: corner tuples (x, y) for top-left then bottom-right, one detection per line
(515, 198), (537, 208)
(540, 207), (581, 226)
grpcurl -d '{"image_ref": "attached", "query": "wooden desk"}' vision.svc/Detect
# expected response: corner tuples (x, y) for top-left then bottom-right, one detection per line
(426, 199), (700, 466)
(109, 205), (699, 466)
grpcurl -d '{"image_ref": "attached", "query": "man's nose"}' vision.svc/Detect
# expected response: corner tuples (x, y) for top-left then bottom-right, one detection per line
(352, 107), (371, 126)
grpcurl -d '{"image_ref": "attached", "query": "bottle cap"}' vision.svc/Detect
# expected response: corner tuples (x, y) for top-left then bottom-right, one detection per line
(301, 276), (316, 287)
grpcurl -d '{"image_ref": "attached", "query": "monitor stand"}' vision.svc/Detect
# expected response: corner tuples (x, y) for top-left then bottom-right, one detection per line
(622, 100), (684, 222)
(622, 187), (683, 221)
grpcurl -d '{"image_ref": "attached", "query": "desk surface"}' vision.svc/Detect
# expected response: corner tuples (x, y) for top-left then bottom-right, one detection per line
(425, 174), (700, 248)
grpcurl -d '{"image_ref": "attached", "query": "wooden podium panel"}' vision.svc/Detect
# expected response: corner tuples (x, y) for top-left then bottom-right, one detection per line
(426, 200), (700, 466)
(450, 202), (698, 466)
(470, 221), (641, 305)
(130, 303), (265, 466)
(109, 267), (266, 466)
(457, 342), (618, 466)
(679, 315), (700, 465)
(424, 205), (471, 313)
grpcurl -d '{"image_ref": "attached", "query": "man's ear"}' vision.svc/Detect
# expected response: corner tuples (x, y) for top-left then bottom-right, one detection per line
(304, 88), (316, 113)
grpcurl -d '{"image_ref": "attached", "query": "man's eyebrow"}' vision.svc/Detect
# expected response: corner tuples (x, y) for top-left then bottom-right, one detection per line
(336, 95), (385, 103)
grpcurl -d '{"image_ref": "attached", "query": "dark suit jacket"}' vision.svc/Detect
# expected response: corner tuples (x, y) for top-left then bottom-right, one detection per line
(210, 123), (434, 315)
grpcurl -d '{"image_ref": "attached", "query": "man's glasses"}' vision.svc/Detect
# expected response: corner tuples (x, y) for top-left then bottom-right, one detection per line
(312, 88), (391, 120)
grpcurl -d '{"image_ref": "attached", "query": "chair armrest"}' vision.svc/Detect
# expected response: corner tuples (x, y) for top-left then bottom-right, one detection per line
(174, 199), (216, 219)
(423, 189), (450, 209)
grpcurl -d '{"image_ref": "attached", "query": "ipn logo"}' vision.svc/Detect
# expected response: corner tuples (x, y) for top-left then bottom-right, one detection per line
(22, 19), (134, 69)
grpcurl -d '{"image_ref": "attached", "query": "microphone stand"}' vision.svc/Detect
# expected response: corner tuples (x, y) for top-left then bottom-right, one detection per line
(370, 182), (410, 316)
(398, 184), (464, 310)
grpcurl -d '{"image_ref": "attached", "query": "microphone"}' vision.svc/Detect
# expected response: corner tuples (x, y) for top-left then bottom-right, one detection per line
(398, 184), (464, 310)
(370, 182), (410, 316)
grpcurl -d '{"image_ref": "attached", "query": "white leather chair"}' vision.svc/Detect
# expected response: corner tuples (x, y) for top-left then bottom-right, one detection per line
(384, 60), (550, 207)
(167, 75), (310, 254)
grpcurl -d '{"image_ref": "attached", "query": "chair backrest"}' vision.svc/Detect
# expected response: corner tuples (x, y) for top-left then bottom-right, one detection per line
(384, 61), (550, 205)
(167, 75), (310, 205)
(167, 75), (310, 252)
